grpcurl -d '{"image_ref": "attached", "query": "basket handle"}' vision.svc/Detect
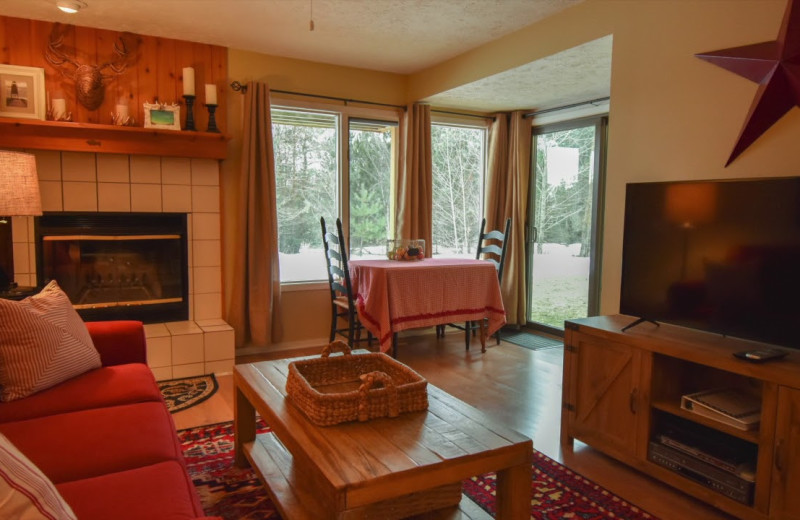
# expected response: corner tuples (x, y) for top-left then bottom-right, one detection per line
(358, 371), (398, 421)
(321, 340), (352, 358)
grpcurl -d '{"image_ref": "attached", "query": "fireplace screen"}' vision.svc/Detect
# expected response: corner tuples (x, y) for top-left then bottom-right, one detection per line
(37, 213), (188, 323)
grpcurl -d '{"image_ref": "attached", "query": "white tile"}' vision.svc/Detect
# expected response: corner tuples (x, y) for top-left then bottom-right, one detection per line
(193, 239), (221, 267)
(39, 180), (63, 211)
(146, 336), (172, 368)
(193, 292), (222, 321)
(32, 150), (61, 181)
(62, 152), (96, 182)
(172, 363), (205, 379)
(161, 157), (191, 185)
(130, 184), (162, 212)
(63, 181), (98, 211)
(205, 359), (234, 375)
(196, 318), (230, 329)
(193, 266), (221, 294)
(192, 213), (220, 240)
(204, 329), (234, 361)
(172, 333), (204, 364)
(162, 184), (192, 213)
(97, 154), (130, 183)
(98, 182), (131, 212)
(12, 242), (29, 274)
(130, 155), (161, 184)
(165, 321), (202, 335)
(191, 185), (219, 212)
(191, 159), (219, 186)
(10, 217), (27, 243)
(144, 323), (170, 338)
(150, 366), (173, 381)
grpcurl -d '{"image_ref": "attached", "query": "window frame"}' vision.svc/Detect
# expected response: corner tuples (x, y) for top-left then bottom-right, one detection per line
(270, 95), (402, 285)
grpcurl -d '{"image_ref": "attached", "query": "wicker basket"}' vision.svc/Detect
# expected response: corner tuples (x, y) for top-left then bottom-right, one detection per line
(286, 341), (428, 426)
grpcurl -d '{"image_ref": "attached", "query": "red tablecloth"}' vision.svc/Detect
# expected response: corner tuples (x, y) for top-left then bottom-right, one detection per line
(349, 258), (506, 353)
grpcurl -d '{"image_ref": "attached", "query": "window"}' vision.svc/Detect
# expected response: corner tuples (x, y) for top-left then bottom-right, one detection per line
(431, 123), (487, 257)
(272, 105), (398, 283)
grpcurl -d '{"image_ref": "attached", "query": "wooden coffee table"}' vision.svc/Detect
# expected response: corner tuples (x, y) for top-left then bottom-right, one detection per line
(234, 355), (532, 519)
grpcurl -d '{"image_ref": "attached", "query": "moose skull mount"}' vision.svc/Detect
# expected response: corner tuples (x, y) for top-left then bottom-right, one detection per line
(45, 23), (140, 111)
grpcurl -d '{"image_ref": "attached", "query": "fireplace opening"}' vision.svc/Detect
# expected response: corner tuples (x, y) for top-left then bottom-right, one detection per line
(36, 213), (189, 323)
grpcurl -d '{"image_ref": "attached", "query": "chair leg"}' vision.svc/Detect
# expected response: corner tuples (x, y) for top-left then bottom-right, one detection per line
(465, 322), (470, 350)
(392, 333), (398, 358)
(329, 307), (337, 342)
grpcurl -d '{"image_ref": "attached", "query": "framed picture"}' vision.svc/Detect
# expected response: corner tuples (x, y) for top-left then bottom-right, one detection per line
(0, 65), (46, 120)
(143, 102), (181, 130)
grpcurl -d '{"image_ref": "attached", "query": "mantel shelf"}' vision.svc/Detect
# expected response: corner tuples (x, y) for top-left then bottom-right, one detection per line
(0, 119), (228, 160)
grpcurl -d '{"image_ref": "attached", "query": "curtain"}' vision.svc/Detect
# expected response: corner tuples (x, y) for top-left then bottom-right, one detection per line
(485, 111), (531, 325)
(394, 103), (432, 253)
(228, 82), (282, 347)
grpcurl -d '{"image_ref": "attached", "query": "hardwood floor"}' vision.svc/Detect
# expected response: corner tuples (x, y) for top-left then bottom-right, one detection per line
(172, 331), (736, 520)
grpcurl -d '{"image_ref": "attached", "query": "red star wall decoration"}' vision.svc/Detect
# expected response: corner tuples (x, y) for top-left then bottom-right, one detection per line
(696, 0), (800, 166)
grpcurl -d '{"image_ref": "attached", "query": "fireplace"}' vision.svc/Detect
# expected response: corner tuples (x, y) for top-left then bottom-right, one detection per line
(35, 212), (189, 323)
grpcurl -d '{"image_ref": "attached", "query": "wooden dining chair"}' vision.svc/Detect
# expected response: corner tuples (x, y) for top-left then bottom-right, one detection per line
(437, 217), (511, 351)
(320, 217), (372, 349)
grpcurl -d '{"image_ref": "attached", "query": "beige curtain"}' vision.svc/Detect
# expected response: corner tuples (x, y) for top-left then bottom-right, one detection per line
(228, 82), (282, 347)
(394, 103), (432, 253)
(485, 111), (531, 325)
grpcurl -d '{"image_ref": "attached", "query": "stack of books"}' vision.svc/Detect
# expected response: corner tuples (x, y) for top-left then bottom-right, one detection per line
(648, 418), (757, 505)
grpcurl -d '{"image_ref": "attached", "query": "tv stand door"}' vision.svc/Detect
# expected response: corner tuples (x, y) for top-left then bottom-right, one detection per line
(562, 323), (646, 461)
(771, 387), (800, 520)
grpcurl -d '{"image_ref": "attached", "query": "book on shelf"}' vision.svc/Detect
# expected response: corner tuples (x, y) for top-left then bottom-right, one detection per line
(680, 388), (761, 431)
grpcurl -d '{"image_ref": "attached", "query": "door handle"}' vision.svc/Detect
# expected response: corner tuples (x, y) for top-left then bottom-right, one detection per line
(629, 388), (638, 414)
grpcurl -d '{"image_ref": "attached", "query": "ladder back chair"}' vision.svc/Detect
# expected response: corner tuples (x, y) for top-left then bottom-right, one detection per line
(320, 217), (372, 349)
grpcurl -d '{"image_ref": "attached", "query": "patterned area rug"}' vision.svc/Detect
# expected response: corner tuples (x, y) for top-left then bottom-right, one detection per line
(158, 374), (218, 413)
(178, 421), (658, 520)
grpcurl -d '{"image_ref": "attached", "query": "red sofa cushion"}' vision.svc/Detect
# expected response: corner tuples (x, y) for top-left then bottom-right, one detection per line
(57, 461), (205, 520)
(0, 364), (163, 424)
(0, 401), (183, 483)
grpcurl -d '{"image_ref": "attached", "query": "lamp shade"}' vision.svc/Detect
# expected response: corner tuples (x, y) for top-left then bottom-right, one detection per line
(0, 151), (42, 216)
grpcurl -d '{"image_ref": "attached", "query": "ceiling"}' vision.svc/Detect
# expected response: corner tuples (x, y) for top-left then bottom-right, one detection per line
(1, 0), (611, 113)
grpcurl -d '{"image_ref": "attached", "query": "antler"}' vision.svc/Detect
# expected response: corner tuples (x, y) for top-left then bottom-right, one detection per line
(45, 23), (80, 77)
(100, 32), (139, 77)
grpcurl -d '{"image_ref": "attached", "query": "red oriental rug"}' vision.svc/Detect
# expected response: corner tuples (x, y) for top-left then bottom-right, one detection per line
(178, 421), (658, 520)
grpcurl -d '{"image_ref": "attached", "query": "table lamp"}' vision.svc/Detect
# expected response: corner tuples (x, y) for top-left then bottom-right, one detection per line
(0, 150), (42, 292)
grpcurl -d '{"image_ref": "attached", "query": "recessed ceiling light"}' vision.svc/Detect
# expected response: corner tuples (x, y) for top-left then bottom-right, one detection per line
(56, 0), (87, 14)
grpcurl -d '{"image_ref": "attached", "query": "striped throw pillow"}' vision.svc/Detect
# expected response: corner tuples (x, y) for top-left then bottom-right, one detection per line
(0, 432), (77, 519)
(0, 280), (101, 402)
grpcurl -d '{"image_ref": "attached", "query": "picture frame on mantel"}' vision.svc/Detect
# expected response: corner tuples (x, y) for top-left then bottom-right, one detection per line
(0, 65), (46, 120)
(143, 102), (181, 130)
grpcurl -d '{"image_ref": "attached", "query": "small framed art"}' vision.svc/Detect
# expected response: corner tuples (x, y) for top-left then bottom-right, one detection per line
(143, 102), (181, 130)
(0, 65), (46, 120)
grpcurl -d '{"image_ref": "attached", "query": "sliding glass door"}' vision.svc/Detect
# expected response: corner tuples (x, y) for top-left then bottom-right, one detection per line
(527, 117), (606, 332)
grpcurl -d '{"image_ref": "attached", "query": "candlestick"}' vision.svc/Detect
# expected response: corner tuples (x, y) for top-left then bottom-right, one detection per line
(204, 84), (217, 105)
(183, 95), (196, 131)
(205, 104), (219, 133)
(182, 67), (195, 96)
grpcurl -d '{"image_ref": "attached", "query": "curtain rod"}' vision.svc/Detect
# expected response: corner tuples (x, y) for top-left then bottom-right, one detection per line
(230, 81), (405, 110)
(432, 109), (496, 122)
(523, 97), (610, 118)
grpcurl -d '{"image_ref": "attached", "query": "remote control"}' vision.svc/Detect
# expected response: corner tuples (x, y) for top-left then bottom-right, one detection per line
(733, 348), (789, 362)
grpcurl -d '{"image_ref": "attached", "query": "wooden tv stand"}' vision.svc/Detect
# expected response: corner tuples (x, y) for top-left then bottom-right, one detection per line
(561, 315), (800, 520)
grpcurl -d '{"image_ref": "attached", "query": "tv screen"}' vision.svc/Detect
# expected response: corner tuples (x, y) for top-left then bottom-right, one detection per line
(620, 177), (800, 349)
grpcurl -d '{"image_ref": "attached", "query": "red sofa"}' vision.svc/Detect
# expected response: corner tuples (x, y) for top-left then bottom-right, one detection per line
(0, 321), (218, 520)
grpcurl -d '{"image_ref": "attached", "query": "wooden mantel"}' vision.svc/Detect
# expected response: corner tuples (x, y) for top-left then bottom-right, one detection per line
(0, 119), (228, 160)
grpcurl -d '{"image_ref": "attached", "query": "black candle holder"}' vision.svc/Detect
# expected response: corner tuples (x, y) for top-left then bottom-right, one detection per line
(183, 95), (196, 131)
(205, 104), (220, 133)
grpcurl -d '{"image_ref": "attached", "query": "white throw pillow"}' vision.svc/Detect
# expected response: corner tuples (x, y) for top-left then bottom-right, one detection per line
(0, 432), (77, 519)
(0, 280), (101, 401)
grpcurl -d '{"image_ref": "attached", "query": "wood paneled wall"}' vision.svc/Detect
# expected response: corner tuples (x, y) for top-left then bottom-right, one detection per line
(0, 16), (227, 134)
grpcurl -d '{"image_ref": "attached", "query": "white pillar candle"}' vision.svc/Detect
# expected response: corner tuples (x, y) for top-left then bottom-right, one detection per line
(52, 98), (66, 120)
(115, 104), (129, 124)
(182, 67), (195, 96)
(205, 84), (217, 105)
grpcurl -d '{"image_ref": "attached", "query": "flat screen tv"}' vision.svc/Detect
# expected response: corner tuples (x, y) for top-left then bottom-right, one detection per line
(620, 177), (800, 350)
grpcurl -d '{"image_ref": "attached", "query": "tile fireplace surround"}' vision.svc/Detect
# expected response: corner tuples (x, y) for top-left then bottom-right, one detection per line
(9, 150), (233, 381)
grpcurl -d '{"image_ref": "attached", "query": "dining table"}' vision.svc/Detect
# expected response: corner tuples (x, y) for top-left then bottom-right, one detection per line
(348, 257), (506, 355)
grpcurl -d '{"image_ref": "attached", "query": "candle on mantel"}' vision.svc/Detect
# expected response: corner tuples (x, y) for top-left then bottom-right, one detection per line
(205, 84), (217, 105)
(183, 67), (195, 96)
(51, 98), (66, 120)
